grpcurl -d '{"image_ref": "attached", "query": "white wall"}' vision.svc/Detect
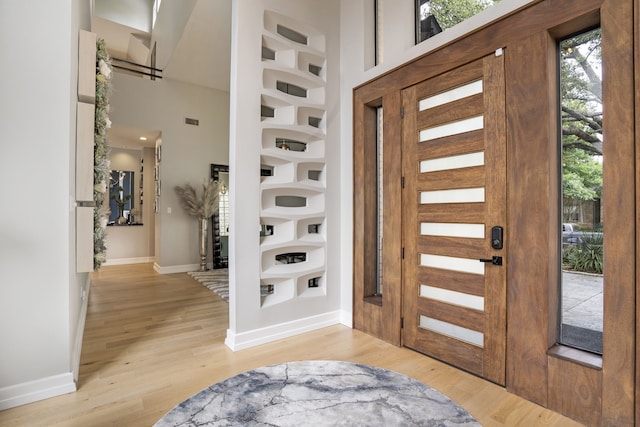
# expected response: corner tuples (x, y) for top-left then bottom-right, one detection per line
(150, 0), (197, 69)
(94, 0), (154, 33)
(108, 73), (229, 271)
(227, 0), (341, 350)
(0, 0), (90, 409)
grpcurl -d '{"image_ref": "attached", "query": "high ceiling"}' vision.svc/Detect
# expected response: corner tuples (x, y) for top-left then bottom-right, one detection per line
(92, 0), (231, 147)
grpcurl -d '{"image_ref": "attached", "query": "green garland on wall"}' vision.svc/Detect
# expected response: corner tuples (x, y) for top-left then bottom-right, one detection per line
(93, 38), (113, 269)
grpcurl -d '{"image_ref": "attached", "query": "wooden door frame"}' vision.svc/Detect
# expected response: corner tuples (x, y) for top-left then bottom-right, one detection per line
(353, 0), (637, 424)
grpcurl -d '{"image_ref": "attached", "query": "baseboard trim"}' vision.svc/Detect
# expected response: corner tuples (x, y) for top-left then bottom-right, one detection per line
(153, 263), (207, 274)
(71, 275), (91, 383)
(0, 373), (76, 410)
(339, 309), (353, 328)
(225, 311), (341, 351)
(104, 256), (155, 266)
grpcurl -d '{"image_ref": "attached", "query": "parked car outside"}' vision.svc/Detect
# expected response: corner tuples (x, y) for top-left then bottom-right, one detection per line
(562, 223), (602, 246)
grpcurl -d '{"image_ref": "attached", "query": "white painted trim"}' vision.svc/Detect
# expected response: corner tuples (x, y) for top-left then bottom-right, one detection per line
(153, 263), (201, 274)
(339, 309), (353, 328)
(0, 373), (76, 410)
(103, 256), (155, 266)
(71, 276), (91, 383)
(225, 310), (341, 351)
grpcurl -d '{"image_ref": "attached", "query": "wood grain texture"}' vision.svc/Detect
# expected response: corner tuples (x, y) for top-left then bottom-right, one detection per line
(600, 0), (636, 423)
(504, 30), (554, 407)
(548, 356), (602, 426)
(352, 0), (636, 423)
(417, 297), (484, 332)
(352, 91), (402, 346)
(418, 235), (485, 259)
(418, 166), (485, 191)
(401, 53), (507, 386)
(416, 129), (485, 161)
(418, 266), (485, 296)
(636, 0), (640, 425)
(417, 93), (484, 130)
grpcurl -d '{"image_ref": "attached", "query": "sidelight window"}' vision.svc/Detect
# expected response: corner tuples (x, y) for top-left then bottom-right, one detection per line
(558, 27), (603, 354)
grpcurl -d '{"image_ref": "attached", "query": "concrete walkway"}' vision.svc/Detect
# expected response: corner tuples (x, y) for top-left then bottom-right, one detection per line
(562, 271), (603, 332)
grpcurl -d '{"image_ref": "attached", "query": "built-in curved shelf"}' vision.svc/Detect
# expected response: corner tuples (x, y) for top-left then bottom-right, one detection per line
(262, 64), (326, 94)
(261, 246), (324, 277)
(260, 217), (295, 245)
(296, 162), (326, 186)
(297, 271), (326, 298)
(261, 174), (325, 191)
(296, 216), (326, 240)
(259, 9), (327, 308)
(260, 278), (295, 307)
(262, 125), (325, 147)
(261, 187), (324, 214)
(263, 11), (326, 53)
(260, 88), (326, 117)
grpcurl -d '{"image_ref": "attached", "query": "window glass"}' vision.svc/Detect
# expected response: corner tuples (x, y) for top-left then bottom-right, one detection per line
(376, 106), (384, 296)
(558, 28), (603, 354)
(416, 0), (501, 44)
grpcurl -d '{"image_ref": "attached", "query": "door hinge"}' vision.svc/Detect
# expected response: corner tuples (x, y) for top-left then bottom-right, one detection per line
(401, 176), (405, 189)
(401, 317), (404, 328)
(402, 247), (405, 259)
(400, 106), (404, 118)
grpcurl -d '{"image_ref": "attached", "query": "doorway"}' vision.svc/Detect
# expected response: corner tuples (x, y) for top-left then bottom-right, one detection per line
(401, 53), (507, 385)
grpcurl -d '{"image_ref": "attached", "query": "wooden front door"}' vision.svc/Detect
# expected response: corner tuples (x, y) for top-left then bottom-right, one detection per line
(401, 52), (507, 385)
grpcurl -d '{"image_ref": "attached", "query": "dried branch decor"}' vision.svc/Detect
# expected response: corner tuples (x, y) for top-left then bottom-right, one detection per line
(174, 181), (219, 219)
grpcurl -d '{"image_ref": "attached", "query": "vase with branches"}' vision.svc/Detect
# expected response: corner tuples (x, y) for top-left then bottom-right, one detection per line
(175, 181), (219, 271)
(110, 186), (131, 224)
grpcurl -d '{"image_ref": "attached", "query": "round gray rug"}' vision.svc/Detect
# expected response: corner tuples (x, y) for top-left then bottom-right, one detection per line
(154, 360), (480, 426)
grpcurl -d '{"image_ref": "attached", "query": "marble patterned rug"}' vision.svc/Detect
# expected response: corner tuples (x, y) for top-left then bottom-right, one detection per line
(154, 360), (480, 426)
(188, 269), (229, 302)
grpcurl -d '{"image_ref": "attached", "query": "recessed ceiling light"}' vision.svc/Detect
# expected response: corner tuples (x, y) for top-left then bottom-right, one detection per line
(139, 136), (148, 141)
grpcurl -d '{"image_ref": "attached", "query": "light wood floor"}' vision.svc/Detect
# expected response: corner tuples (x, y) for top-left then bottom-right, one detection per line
(0, 263), (581, 427)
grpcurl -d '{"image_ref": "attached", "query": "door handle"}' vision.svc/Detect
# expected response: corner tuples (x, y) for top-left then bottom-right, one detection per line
(479, 256), (503, 266)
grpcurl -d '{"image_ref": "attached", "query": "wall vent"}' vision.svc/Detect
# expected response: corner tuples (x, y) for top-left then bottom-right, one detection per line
(185, 117), (199, 126)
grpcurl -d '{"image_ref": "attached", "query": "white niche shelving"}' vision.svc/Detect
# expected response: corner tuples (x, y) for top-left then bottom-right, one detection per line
(259, 10), (327, 307)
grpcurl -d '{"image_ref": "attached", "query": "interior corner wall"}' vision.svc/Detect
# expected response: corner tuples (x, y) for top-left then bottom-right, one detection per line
(0, 0), (90, 410)
(227, 0), (341, 350)
(69, 0), (93, 387)
(94, 0), (154, 33)
(150, 0), (198, 69)
(108, 73), (229, 271)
